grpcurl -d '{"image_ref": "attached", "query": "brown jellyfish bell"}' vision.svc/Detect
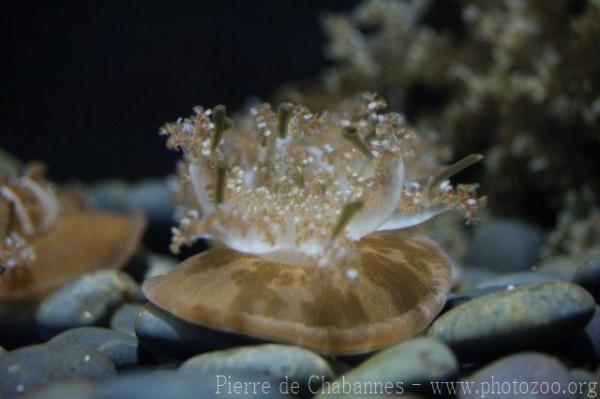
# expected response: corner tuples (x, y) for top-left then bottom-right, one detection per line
(144, 93), (485, 355)
(0, 162), (146, 303)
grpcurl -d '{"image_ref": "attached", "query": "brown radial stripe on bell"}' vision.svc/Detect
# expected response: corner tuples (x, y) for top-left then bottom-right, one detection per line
(143, 230), (451, 355)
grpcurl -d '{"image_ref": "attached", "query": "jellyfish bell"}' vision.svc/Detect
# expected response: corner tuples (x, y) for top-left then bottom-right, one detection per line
(0, 163), (146, 302)
(0, 211), (145, 301)
(144, 230), (451, 354)
(145, 93), (485, 354)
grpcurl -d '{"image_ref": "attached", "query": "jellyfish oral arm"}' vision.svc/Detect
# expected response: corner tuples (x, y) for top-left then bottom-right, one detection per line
(0, 186), (34, 236)
(20, 178), (60, 231)
(346, 157), (405, 239)
(376, 205), (448, 231)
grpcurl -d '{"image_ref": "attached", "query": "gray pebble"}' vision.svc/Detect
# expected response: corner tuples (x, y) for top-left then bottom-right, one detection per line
(50, 327), (142, 369)
(110, 304), (144, 337)
(581, 306), (600, 362)
(36, 271), (140, 339)
(561, 306), (600, 365)
(180, 344), (333, 393)
(335, 394), (425, 399)
(316, 337), (457, 397)
(535, 254), (588, 280)
(459, 353), (570, 399)
(444, 286), (514, 313)
(91, 370), (286, 399)
(0, 343), (115, 399)
(123, 252), (177, 284)
(128, 179), (174, 225)
(135, 304), (259, 359)
(573, 258), (600, 303)
(89, 180), (131, 213)
(128, 180), (175, 254)
(0, 300), (40, 347)
(476, 271), (564, 289)
(570, 369), (596, 399)
(467, 219), (544, 272)
(454, 264), (499, 290)
(90, 179), (174, 254)
(142, 253), (177, 279)
(430, 282), (596, 361)
(25, 380), (96, 399)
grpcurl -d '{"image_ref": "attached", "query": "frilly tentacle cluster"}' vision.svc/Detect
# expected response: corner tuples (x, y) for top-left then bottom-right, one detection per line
(161, 93), (485, 271)
(0, 163), (83, 271)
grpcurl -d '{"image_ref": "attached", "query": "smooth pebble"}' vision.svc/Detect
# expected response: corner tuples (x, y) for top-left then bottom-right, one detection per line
(0, 343), (115, 399)
(316, 337), (457, 397)
(36, 270), (140, 339)
(110, 303), (144, 337)
(50, 327), (143, 369)
(467, 219), (544, 272)
(430, 282), (596, 361)
(573, 258), (600, 303)
(135, 304), (259, 359)
(180, 344), (333, 393)
(458, 353), (570, 399)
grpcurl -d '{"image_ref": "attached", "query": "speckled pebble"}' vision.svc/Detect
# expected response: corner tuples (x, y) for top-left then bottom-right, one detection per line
(458, 353), (570, 399)
(36, 270), (140, 339)
(430, 282), (596, 361)
(181, 344), (333, 393)
(0, 343), (115, 399)
(573, 258), (600, 303)
(316, 337), (457, 397)
(110, 303), (143, 337)
(50, 327), (143, 369)
(135, 304), (258, 359)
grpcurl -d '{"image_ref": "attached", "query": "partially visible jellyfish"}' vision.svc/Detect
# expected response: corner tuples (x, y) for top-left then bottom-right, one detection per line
(145, 93), (485, 354)
(0, 162), (146, 302)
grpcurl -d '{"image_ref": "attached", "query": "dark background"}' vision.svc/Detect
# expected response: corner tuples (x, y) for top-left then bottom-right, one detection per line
(1, 0), (360, 182)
